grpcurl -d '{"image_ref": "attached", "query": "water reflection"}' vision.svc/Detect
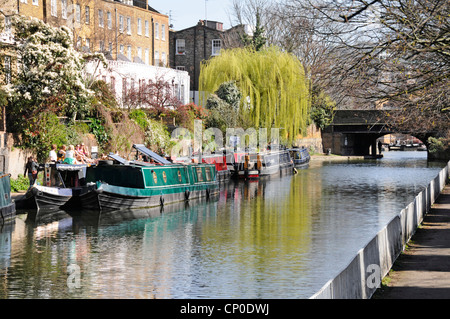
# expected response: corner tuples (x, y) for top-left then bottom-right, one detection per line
(0, 152), (446, 298)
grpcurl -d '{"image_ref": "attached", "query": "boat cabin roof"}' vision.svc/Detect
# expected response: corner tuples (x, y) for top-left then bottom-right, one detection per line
(53, 163), (88, 171)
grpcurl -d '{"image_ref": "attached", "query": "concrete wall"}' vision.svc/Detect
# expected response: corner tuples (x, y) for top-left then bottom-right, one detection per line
(311, 160), (450, 299)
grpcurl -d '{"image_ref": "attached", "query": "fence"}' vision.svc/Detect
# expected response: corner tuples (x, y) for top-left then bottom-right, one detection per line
(311, 160), (450, 299)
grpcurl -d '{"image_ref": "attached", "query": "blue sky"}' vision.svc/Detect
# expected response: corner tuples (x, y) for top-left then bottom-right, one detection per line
(151, 0), (234, 31)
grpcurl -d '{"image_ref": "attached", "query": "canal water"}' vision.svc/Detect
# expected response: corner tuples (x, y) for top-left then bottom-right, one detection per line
(0, 151), (446, 299)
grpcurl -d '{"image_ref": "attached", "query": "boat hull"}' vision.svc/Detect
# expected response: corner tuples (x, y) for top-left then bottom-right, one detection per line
(19, 185), (79, 212)
(0, 202), (16, 224)
(80, 182), (219, 212)
(217, 169), (231, 182)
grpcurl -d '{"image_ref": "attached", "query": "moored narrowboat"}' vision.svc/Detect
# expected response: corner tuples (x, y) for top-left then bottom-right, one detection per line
(231, 152), (260, 179)
(15, 163), (87, 212)
(288, 147), (310, 168)
(0, 173), (15, 224)
(173, 152), (231, 182)
(259, 150), (294, 176)
(79, 161), (219, 212)
(231, 149), (294, 179)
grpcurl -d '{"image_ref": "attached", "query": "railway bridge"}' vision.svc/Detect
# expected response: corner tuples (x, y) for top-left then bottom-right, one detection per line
(321, 110), (431, 158)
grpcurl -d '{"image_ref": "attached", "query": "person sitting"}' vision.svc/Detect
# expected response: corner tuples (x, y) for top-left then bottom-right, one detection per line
(75, 144), (83, 155)
(57, 145), (66, 162)
(63, 145), (76, 164)
(81, 143), (89, 157)
(75, 152), (86, 164)
(74, 143), (94, 164)
(49, 144), (58, 162)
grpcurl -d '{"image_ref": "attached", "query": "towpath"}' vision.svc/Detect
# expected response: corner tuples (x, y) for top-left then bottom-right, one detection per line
(373, 184), (450, 299)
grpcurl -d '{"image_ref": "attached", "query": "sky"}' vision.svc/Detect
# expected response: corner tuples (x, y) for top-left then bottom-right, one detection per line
(151, 0), (234, 31)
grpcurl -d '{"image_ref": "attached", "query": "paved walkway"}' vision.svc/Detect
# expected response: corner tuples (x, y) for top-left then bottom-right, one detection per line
(373, 184), (450, 299)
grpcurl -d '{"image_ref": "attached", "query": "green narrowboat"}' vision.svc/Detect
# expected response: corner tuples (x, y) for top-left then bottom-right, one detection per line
(79, 162), (219, 212)
(0, 173), (15, 224)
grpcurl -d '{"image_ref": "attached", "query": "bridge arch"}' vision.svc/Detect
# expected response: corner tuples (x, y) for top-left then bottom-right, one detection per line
(321, 110), (433, 158)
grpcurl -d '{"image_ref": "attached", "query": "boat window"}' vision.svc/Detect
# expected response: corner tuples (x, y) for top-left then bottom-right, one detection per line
(196, 167), (204, 182)
(178, 169), (182, 182)
(162, 171), (167, 183)
(205, 167), (211, 181)
(152, 171), (157, 184)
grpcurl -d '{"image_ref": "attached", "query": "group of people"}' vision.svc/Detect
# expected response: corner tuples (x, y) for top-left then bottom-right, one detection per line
(24, 143), (96, 187)
(49, 143), (95, 165)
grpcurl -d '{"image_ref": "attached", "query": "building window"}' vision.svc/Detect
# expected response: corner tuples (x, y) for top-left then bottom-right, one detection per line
(75, 4), (81, 23)
(161, 52), (166, 66)
(127, 45), (132, 60)
(61, 0), (67, 19)
(107, 11), (112, 29)
(127, 17), (131, 35)
(176, 39), (185, 55)
(119, 15), (124, 33)
(4, 56), (11, 84)
(212, 39), (221, 56)
(85, 6), (90, 24)
(108, 42), (113, 54)
(137, 18), (142, 35)
(110, 77), (115, 93)
(161, 24), (166, 40)
(32, 0), (38, 6)
(180, 84), (185, 100)
(51, 0), (57, 17)
(137, 47), (142, 60)
(145, 48), (149, 65)
(122, 78), (127, 97)
(98, 10), (104, 27)
(119, 44), (124, 55)
(155, 22), (159, 39)
(76, 37), (81, 48)
(20, 0), (27, 4)
(85, 38), (90, 51)
(145, 20), (149, 37)
(4, 17), (11, 32)
(176, 66), (186, 71)
(154, 51), (159, 66)
(99, 40), (104, 52)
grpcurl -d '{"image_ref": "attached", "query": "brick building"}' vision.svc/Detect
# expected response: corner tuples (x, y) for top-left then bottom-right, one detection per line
(1, 0), (170, 65)
(169, 20), (252, 105)
(1, 0), (190, 105)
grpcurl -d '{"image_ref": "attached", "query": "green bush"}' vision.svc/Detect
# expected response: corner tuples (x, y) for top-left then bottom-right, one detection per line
(10, 175), (30, 192)
(129, 109), (149, 130)
(87, 117), (109, 145)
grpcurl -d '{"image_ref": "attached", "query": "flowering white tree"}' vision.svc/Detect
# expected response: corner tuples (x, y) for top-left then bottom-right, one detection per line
(3, 15), (105, 159)
(9, 16), (107, 119)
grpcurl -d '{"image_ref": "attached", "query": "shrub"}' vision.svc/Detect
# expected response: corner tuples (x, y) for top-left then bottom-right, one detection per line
(10, 175), (30, 192)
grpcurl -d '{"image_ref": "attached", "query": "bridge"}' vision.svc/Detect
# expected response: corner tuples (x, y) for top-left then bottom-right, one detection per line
(321, 110), (430, 158)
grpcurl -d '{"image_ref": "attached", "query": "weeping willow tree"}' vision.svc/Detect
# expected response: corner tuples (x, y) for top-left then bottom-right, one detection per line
(199, 46), (309, 144)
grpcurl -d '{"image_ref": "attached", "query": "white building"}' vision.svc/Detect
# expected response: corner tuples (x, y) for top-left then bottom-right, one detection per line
(86, 59), (190, 107)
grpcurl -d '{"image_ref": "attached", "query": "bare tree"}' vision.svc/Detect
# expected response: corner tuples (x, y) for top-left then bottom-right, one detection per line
(122, 74), (182, 117)
(280, 0), (449, 139)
